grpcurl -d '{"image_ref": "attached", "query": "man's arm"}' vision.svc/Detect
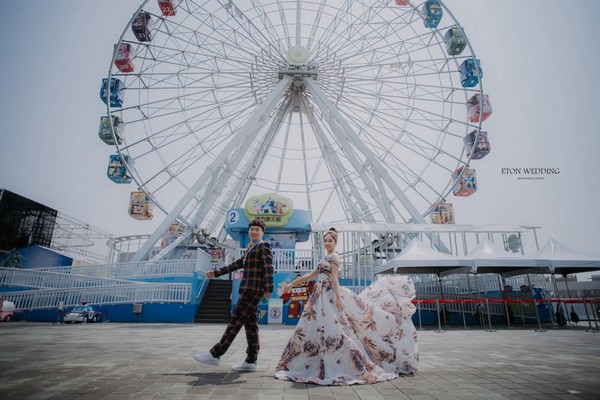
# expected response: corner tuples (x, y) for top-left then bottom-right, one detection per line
(213, 256), (244, 277)
(261, 242), (274, 298)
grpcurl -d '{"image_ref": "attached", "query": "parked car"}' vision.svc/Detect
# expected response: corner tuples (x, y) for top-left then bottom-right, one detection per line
(1, 300), (16, 322)
(63, 305), (105, 324)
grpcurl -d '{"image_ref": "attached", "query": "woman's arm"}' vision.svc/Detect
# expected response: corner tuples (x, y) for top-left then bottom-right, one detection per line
(330, 260), (344, 312)
(283, 268), (319, 293)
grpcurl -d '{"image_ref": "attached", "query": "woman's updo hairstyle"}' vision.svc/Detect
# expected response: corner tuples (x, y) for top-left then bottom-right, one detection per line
(323, 227), (338, 243)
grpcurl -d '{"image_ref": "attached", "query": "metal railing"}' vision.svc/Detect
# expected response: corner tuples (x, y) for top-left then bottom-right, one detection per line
(29, 259), (198, 279)
(0, 267), (140, 290)
(3, 283), (192, 310)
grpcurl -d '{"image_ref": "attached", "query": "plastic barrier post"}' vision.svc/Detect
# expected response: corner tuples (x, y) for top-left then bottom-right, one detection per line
(583, 299), (595, 332)
(417, 300), (423, 330)
(460, 299), (468, 329)
(435, 298), (445, 333)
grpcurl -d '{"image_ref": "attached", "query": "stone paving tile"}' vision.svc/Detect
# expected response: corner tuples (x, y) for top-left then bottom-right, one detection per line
(0, 322), (599, 399)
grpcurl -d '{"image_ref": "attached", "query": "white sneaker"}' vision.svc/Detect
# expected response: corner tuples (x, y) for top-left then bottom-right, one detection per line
(231, 361), (257, 372)
(193, 351), (220, 366)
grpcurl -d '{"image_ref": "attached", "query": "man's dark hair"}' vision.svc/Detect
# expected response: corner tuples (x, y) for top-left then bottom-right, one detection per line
(248, 219), (265, 231)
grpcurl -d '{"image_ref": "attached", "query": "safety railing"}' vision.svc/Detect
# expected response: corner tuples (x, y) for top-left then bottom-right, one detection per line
(411, 297), (600, 332)
(3, 283), (192, 310)
(28, 259), (198, 279)
(0, 267), (141, 290)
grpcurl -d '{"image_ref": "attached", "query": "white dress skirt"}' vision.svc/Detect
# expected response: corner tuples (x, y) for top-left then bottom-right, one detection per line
(275, 254), (419, 385)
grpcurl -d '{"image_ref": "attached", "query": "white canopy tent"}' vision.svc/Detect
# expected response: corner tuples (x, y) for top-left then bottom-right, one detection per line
(533, 239), (600, 276)
(534, 239), (600, 326)
(466, 239), (551, 277)
(373, 239), (473, 331)
(373, 238), (472, 276)
(465, 239), (553, 330)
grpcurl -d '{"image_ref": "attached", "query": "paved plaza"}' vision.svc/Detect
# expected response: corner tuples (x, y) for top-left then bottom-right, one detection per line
(1, 322), (598, 400)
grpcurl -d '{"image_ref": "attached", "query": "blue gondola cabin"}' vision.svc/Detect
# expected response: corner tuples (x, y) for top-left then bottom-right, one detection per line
(464, 130), (490, 160)
(444, 26), (467, 56)
(131, 11), (154, 42)
(431, 202), (455, 224)
(100, 78), (125, 108)
(459, 58), (482, 88)
(98, 115), (125, 145)
(466, 93), (492, 123)
(452, 167), (477, 197)
(129, 191), (154, 220)
(114, 43), (135, 73)
(107, 154), (134, 184)
(158, 0), (182, 16)
(422, 0), (443, 28)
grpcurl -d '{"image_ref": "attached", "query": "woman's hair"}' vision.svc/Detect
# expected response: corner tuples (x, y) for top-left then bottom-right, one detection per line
(323, 227), (338, 243)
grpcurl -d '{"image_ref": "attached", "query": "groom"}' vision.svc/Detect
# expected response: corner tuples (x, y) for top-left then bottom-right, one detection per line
(193, 219), (274, 372)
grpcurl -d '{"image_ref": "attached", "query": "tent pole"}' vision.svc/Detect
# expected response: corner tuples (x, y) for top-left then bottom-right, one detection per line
(527, 274), (546, 332)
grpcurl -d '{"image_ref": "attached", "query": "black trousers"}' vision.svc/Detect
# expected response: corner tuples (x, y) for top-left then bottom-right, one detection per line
(210, 291), (263, 363)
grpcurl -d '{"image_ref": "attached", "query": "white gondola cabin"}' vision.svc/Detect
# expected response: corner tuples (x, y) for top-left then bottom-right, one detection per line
(114, 43), (134, 73)
(98, 115), (125, 145)
(107, 154), (134, 184)
(451, 167), (477, 197)
(131, 11), (154, 42)
(459, 58), (482, 88)
(99, 78), (125, 108)
(466, 93), (492, 123)
(129, 191), (155, 220)
(464, 130), (490, 160)
(422, 0), (443, 28)
(444, 26), (467, 56)
(158, 0), (182, 16)
(431, 202), (455, 224)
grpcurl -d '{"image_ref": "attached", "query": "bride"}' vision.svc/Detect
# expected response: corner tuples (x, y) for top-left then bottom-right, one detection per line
(274, 228), (418, 385)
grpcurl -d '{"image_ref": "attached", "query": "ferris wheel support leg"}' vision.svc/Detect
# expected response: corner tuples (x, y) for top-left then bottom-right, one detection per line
(130, 76), (294, 263)
(305, 78), (450, 253)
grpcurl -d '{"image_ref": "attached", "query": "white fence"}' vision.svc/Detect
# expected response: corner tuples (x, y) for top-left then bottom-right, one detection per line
(31, 259), (198, 278)
(0, 259), (200, 311)
(5, 283), (192, 310)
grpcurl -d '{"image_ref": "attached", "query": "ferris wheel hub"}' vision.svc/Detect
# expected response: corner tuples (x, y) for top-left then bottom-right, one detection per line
(287, 45), (310, 66)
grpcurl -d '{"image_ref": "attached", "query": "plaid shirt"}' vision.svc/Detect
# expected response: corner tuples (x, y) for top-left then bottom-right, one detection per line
(214, 241), (274, 294)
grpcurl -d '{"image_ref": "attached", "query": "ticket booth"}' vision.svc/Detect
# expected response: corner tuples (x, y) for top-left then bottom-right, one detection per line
(225, 193), (312, 324)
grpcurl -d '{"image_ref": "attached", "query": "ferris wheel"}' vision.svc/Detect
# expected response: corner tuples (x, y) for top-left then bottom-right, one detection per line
(101, 0), (491, 261)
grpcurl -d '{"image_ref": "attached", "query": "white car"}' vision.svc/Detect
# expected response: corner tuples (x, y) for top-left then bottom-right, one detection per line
(1, 300), (15, 322)
(63, 305), (105, 323)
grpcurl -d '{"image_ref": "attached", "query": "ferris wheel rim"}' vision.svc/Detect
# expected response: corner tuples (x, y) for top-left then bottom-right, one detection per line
(103, 0), (488, 237)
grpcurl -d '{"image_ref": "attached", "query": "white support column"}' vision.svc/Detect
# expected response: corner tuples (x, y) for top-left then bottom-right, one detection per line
(305, 78), (450, 253)
(305, 78), (426, 224)
(131, 76), (293, 262)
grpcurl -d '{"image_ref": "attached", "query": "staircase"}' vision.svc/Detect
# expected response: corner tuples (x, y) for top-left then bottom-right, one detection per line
(195, 279), (232, 323)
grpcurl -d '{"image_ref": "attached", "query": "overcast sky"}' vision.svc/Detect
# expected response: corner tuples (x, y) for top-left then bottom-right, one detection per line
(1, 1), (599, 279)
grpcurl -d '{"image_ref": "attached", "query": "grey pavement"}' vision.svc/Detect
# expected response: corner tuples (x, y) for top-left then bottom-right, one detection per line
(0, 322), (599, 400)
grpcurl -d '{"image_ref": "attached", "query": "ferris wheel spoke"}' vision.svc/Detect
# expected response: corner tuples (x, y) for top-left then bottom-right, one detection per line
(107, 0), (486, 259)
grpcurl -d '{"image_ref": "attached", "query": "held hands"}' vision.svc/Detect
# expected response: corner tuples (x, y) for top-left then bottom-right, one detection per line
(283, 283), (293, 294)
(336, 295), (344, 312)
(206, 270), (215, 279)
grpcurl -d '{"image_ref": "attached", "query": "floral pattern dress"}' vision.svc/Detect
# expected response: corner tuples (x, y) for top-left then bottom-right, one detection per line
(275, 253), (418, 385)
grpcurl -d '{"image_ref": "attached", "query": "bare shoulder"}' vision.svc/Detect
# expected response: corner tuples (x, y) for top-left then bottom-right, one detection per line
(326, 252), (341, 264)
